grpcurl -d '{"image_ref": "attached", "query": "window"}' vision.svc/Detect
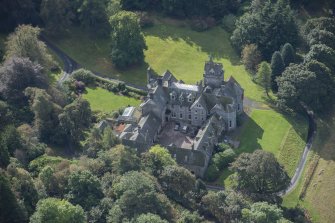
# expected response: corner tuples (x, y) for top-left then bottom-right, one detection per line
(172, 112), (176, 118)
(180, 113), (183, 119)
(188, 97), (193, 102)
(201, 117), (204, 121)
(180, 96), (184, 102)
(229, 120), (232, 128)
(188, 114), (191, 120)
(195, 117), (198, 120)
(184, 155), (188, 162)
(238, 104), (240, 111)
(173, 154), (176, 158)
(171, 95), (175, 100)
(195, 109), (198, 114)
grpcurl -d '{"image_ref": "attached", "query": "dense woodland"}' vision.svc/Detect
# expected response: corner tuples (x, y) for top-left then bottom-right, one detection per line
(0, 0), (335, 222)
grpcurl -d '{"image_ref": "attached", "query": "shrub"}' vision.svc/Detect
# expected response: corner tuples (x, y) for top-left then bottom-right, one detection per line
(213, 149), (236, 170)
(205, 163), (220, 182)
(72, 69), (95, 85)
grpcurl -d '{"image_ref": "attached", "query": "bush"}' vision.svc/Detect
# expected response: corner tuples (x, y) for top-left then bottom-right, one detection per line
(72, 69), (95, 85)
(221, 14), (237, 32)
(205, 163), (220, 182)
(212, 149), (236, 170)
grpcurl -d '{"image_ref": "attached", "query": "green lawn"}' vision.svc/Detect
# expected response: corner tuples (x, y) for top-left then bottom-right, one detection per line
(83, 87), (141, 113)
(216, 109), (308, 187)
(48, 19), (266, 102)
(283, 116), (335, 223)
(237, 110), (307, 176)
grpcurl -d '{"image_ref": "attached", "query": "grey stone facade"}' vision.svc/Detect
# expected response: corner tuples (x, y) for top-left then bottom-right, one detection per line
(119, 58), (244, 177)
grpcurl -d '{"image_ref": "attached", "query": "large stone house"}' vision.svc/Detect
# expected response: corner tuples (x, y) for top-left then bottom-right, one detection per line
(119, 58), (244, 177)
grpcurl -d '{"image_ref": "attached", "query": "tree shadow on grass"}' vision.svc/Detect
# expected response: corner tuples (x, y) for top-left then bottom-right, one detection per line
(143, 22), (242, 66)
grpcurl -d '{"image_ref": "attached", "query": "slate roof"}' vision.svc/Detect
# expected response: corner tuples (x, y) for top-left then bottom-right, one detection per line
(204, 59), (224, 77)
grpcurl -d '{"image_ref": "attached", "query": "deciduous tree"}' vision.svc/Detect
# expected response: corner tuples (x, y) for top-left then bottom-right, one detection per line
(30, 198), (86, 223)
(5, 25), (53, 68)
(231, 150), (290, 200)
(109, 11), (147, 68)
(40, 0), (74, 35)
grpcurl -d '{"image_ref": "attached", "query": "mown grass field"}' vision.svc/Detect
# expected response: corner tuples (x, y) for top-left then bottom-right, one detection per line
(283, 115), (335, 223)
(238, 110), (308, 177)
(216, 109), (308, 187)
(48, 18), (266, 102)
(83, 87), (141, 113)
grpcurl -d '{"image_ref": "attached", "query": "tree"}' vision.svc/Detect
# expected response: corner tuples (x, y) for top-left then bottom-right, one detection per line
(101, 145), (140, 175)
(231, 150), (290, 200)
(242, 202), (289, 223)
(58, 98), (92, 146)
(0, 101), (13, 127)
(302, 17), (335, 39)
(281, 43), (295, 67)
(30, 198), (86, 223)
(102, 126), (118, 150)
(109, 11), (147, 68)
(66, 170), (103, 210)
(5, 25), (53, 68)
(0, 0), (40, 32)
(256, 61), (272, 95)
(177, 211), (204, 223)
(270, 51), (285, 92)
(212, 148), (236, 170)
(0, 140), (10, 168)
(7, 167), (39, 216)
(0, 172), (26, 223)
(76, 0), (110, 36)
(25, 87), (62, 143)
(201, 190), (249, 223)
(149, 145), (176, 166)
(307, 29), (335, 49)
(231, 0), (299, 59)
(40, 0), (74, 35)
(277, 62), (333, 112)
(241, 44), (262, 73)
(134, 213), (169, 223)
(159, 165), (196, 200)
(0, 56), (48, 104)
(109, 171), (173, 222)
(72, 68), (95, 85)
(87, 197), (114, 223)
(142, 145), (176, 176)
(305, 44), (335, 72)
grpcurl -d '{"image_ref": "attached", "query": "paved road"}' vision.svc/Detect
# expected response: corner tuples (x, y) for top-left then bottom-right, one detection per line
(41, 35), (147, 90)
(281, 109), (316, 195)
(42, 36), (316, 195)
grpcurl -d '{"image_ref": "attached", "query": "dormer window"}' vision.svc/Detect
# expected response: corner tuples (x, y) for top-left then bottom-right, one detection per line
(210, 68), (215, 74)
(170, 91), (176, 100)
(179, 95), (184, 102)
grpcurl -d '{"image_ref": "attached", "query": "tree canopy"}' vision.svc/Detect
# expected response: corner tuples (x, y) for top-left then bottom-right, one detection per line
(232, 0), (299, 59)
(109, 11), (147, 68)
